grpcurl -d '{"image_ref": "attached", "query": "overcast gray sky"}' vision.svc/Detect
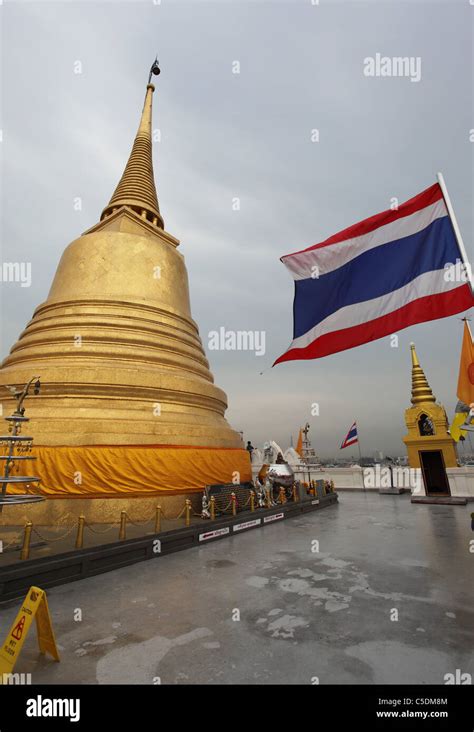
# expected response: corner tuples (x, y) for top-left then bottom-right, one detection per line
(1, 0), (473, 458)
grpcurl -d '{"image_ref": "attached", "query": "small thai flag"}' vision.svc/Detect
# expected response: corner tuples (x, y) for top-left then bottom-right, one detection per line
(340, 422), (358, 449)
(274, 178), (473, 365)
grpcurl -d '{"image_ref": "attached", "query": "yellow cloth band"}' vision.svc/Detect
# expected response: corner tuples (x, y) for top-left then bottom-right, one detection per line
(12, 445), (252, 496)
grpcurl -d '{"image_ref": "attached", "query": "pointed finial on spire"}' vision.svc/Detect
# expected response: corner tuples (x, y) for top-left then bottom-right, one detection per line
(148, 56), (161, 84)
(410, 341), (420, 367)
(409, 342), (436, 405)
(101, 59), (164, 229)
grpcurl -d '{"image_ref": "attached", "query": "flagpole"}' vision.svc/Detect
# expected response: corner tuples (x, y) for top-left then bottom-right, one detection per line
(356, 422), (362, 465)
(437, 172), (474, 296)
(465, 322), (474, 459)
(465, 317), (473, 341)
(355, 421), (365, 490)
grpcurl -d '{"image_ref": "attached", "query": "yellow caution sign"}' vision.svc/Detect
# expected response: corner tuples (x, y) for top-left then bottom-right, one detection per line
(0, 586), (60, 682)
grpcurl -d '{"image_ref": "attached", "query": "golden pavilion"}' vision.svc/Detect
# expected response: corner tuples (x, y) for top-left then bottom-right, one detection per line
(403, 342), (457, 495)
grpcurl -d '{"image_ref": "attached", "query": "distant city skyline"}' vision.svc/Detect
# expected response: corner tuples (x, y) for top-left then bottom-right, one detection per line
(1, 0), (472, 456)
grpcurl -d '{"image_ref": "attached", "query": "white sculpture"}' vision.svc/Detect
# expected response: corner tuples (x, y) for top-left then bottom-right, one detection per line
(460, 403), (474, 432)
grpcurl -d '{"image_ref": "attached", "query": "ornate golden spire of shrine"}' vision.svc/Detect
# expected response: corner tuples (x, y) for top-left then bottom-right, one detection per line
(410, 342), (436, 405)
(101, 58), (164, 228)
(0, 60), (249, 513)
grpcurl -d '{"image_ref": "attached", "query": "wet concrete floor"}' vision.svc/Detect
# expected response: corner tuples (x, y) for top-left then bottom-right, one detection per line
(0, 493), (472, 684)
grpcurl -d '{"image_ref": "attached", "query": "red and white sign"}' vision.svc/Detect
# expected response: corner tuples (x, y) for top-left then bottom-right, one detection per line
(233, 519), (261, 533)
(199, 527), (230, 542)
(263, 513), (284, 524)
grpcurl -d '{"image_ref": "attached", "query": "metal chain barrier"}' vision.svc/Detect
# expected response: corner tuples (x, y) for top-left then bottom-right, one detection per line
(1, 535), (21, 551)
(32, 522), (76, 544)
(194, 489), (255, 518)
(11, 487), (269, 561)
(124, 513), (153, 527)
(159, 504), (187, 521)
(83, 520), (117, 535)
(219, 498), (234, 514)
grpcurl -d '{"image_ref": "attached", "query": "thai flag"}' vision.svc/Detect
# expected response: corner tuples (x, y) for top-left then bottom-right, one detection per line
(340, 422), (358, 449)
(274, 181), (473, 365)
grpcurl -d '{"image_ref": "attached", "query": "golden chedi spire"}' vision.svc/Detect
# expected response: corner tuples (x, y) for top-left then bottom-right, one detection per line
(0, 60), (249, 504)
(410, 342), (436, 405)
(101, 82), (164, 229)
(403, 343), (458, 472)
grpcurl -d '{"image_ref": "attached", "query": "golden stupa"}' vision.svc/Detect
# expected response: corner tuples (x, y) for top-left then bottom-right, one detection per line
(0, 65), (250, 510)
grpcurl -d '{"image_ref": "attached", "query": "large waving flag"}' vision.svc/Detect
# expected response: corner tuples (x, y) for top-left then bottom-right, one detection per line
(340, 422), (358, 449)
(456, 320), (474, 406)
(274, 178), (473, 365)
(451, 320), (474, 441)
